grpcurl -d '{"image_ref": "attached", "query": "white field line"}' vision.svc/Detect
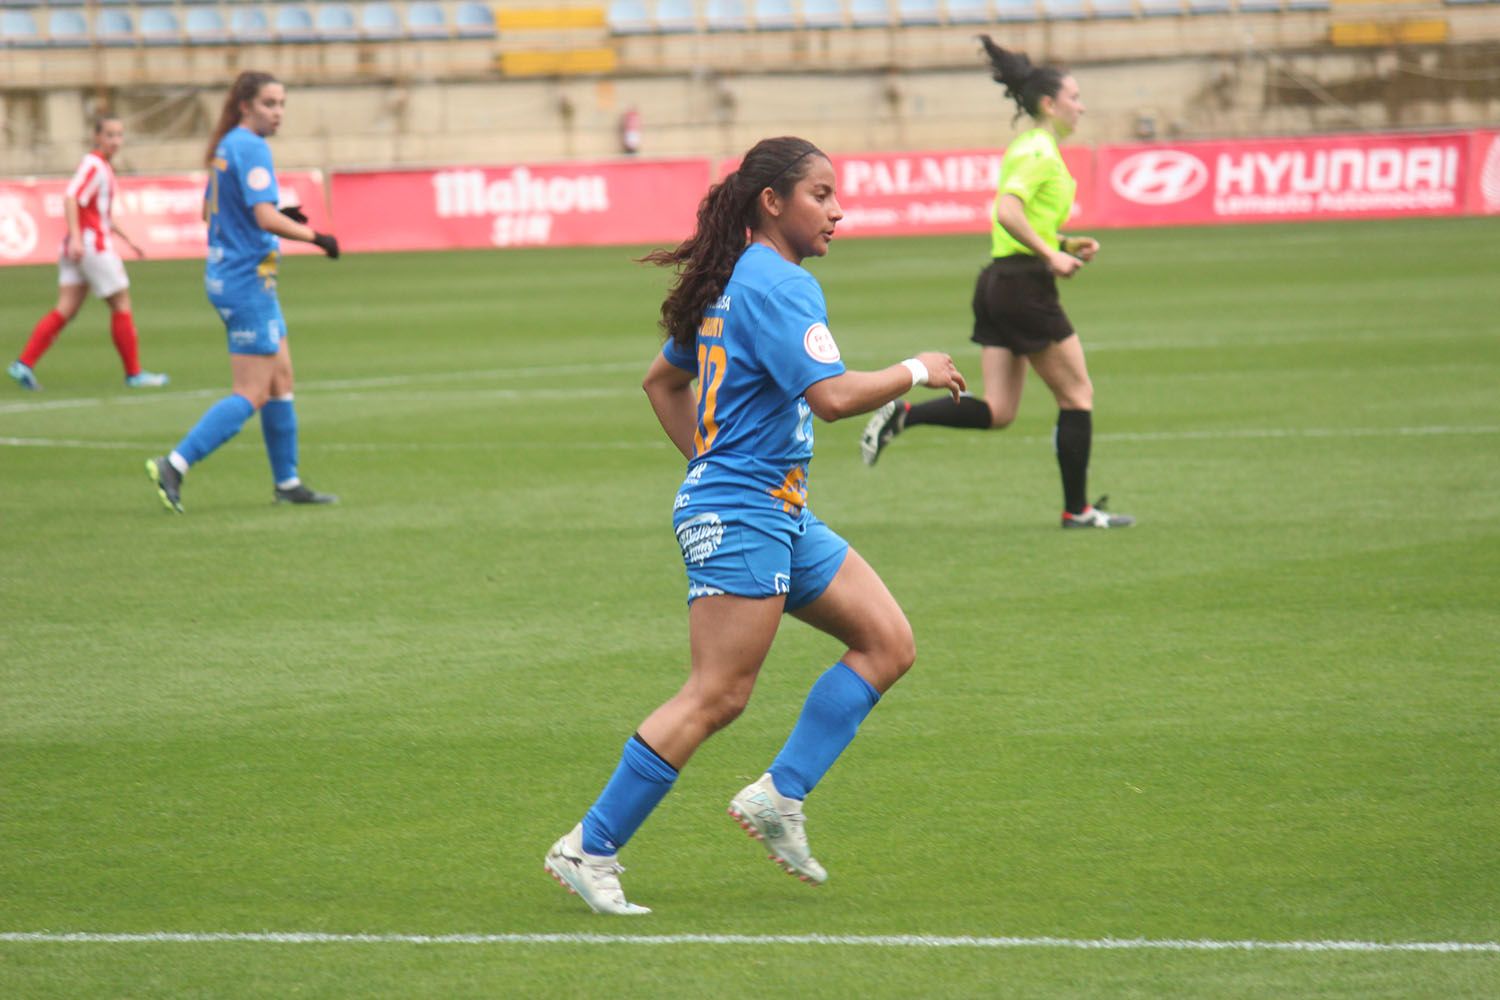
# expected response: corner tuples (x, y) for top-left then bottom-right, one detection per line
(3, 425), (1497, 455)
(0, 931), (1496, 953)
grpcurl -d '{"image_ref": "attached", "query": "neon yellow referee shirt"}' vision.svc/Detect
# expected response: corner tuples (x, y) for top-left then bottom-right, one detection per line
(990, 128), (1076, 259)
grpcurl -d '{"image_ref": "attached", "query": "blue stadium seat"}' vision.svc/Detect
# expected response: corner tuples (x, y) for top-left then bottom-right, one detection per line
(95, 7), (135, 44)
(848, 0), (890, 24)
(230, 5), (272, 40)
(0, 8), (42, 46)
(406, 0), (447, 36)
(944, 0), (991, 22)
(992, 0), (1038, 19)
(139, 7), (180, 43)
(1038, 0), (1085, 17)
(655, 0), (697, 31)
(706, 0), (750, 29)
(273, 4), (315, 40)
(801, 0), (845, 25)
(184, 7), (228, 42)
(360, 1), (401, 38)
(315, 3), (357, 38)
(453, 1), (494, 36)
(896, 0), (939, 22)
(47, 7), (89, 44)
(607, 0), (653, 33)
(753, 0), (796, 27)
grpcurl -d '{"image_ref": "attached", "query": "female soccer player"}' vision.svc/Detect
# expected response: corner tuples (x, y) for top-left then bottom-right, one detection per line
(860, 37), (1134, 529)
(544, 136), (966, 914)
(8, 117), (168, 392)
(146, 71), (340, 513)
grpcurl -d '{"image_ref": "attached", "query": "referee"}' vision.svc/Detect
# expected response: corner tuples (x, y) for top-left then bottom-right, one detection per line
(861, 36), (1133, 530)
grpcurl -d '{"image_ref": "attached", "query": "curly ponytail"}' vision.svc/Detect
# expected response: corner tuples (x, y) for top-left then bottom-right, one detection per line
(979, 36), (1067, 125)
(642, 136), (826, 349)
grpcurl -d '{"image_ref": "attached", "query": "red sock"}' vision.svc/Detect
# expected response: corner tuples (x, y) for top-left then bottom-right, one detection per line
(19, 310), (67, 368)
(111, 310), (141, 377)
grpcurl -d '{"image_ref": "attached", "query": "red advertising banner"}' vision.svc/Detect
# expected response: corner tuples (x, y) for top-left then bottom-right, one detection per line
(329, 157), (712, 252)
(1095, 132), (1470, 227)
(1467, 130), (1500, 216)
(715, 147), (1095, 240)
(0, 171), (328, 267)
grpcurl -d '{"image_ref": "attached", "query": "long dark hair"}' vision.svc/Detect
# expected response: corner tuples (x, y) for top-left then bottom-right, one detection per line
(642, 136), (827, 349)
(205, 71), (278, 166)
(979, 36), (1067, 125)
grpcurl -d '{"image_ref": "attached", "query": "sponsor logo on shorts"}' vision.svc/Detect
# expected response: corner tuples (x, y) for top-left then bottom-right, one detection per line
(674, 491), (691, 511)
(675, 512), (724, 565)
(684, 463), (706, 485)
(206, 278), (224, 296)
(269, 320), (281, 345)
(229, 329), (257, 347)
(774, 573), (791, 595)
(803, 322), (840, 363)
(687, 583), (727, 600)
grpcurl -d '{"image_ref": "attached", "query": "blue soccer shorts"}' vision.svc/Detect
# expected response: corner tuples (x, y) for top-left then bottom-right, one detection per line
(674, 504), (849, 611)
(210, 286), (286, 356)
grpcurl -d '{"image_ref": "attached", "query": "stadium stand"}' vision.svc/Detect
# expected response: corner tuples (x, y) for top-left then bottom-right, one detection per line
(454, 1), (495, 36)
(607, 0), (653, 33)
(96, 7), (135, 44)
(752, 0), (797, 28)
(183, 6), (228, 43)
(315, 3), (360, 40)
(992, 0), (1039, 20)
(655, 0), (699, 31)
(943, 0), (993, 22)
(46, 7), (88, 44)
(1040, 0), (1087, 18)
(0, 8), (42, 46)
(801, 0), (846, 26)
(139, 6), (179, 43)
(896, 0), (941, 23)
(849, 0), (892, 25)
(273, 4), (317, 41)
(1090, 0), (1136, 17)
(230, 4), (273, 40)
(706, 0), (751, 29)
(406, 0), (449, 37)
(359, 1), (402, 38)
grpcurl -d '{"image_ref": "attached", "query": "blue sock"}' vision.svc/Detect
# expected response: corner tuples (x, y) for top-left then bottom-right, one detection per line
(174, 393), (256, 467)
(260, 396), (298, 485)
(769, 662), (881, 801)
(581, 734), (679, 856)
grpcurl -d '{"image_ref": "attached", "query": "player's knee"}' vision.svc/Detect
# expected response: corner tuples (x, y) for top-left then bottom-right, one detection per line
(877, 616), (917, 680)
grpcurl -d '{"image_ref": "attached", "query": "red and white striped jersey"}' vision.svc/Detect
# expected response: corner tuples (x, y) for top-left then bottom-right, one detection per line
(64, 152), (116, 255)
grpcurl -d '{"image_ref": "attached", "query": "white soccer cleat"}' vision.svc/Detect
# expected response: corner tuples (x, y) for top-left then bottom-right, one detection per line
(859, 400), (908, 467)
(728, 773), (827, 885)
(544, 823), (651, 915)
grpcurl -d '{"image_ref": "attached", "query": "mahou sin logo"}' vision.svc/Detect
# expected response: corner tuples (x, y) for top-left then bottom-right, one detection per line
(1109, 150), (1209, 205)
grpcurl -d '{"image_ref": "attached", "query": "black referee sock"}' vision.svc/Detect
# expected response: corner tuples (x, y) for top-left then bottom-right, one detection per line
(904, 395), (993, 430)
(1055, 408), (1092, 515)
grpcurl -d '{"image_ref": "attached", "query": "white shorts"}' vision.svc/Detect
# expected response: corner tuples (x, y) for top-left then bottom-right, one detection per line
(58, 246), (129, 298)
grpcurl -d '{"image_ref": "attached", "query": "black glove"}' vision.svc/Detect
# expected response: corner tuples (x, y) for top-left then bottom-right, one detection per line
(311, 232), (340, 259)
(279, 206), (309, 224)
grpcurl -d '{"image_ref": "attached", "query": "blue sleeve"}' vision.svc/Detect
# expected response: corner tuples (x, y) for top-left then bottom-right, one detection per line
(236, 137), (279, 208)
(757, 273), (845, 397)
(661, 335), (697, 374)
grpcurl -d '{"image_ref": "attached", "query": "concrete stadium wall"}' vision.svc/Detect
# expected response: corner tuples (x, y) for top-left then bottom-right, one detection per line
(3, 25), (1498, 176)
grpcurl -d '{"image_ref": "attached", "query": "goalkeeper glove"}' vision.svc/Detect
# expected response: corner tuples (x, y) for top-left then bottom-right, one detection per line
(279, 206), (309, 224)
(311, 233), (340, 259)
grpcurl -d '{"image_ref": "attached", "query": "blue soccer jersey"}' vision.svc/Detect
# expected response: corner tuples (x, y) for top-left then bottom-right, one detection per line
(662, 242), (846, 515)
(205, 126), (280, 296)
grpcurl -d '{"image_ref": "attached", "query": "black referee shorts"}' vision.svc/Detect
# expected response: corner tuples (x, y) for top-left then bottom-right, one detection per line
(970, 254), (1075, 356)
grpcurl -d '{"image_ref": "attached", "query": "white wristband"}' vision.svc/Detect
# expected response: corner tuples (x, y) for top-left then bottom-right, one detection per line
(901, 358), (929, 388)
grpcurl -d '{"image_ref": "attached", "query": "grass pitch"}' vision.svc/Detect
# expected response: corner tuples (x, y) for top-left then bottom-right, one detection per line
(2, 218), (1498, 998)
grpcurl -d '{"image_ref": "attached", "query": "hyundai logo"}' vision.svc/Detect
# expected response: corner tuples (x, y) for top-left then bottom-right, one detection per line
(1110, 150), (1209, 205)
